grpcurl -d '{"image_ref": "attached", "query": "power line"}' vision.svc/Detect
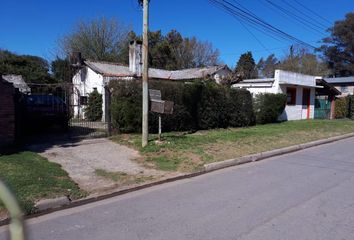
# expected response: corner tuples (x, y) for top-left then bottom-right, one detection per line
(208, 0), (316, 48)
(282, 0), (329, 29)
(291, 0), (332, 25)
(264, 0), (326, 37)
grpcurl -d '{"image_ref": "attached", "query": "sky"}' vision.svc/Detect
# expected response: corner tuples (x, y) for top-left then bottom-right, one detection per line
(0, 0), (353, 68)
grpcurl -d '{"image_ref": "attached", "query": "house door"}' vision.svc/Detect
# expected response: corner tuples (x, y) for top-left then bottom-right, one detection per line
(302, 88), (311, 119)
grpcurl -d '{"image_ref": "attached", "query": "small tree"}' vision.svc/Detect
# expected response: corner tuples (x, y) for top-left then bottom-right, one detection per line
(85, 89), (103, 121)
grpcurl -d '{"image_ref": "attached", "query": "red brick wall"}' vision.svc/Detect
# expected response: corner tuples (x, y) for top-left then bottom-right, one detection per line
(0, 80), (15, 146)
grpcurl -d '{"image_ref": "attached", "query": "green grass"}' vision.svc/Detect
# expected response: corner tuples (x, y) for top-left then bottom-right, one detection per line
(0, 152), (86, 214)
(112, 119), (354, 172)
(95, 169), (154, 185)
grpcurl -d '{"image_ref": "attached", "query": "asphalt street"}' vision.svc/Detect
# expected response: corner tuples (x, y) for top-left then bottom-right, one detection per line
(1, 137), (354, 240)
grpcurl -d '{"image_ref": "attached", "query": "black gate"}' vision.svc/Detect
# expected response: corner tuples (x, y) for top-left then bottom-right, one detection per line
(23, 83), (110, 139)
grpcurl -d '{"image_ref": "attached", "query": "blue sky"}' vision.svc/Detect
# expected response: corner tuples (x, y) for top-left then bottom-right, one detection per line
(0, 0), (353, 67)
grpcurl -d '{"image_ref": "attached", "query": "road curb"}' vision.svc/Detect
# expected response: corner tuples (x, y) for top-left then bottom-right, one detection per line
(204, 132), (354, 172)
(1, 132), (354, 227)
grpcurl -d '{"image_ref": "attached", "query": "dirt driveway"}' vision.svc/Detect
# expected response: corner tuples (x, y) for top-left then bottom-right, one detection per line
(28, 138), (164, 194)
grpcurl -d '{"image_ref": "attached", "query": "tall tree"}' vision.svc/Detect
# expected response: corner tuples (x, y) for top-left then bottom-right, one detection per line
(235, 51), (258, 79)
(279, 45), (329, 76)
(257, 54), (279, 78)
(144, 30), (220, 70)
(0, 50), (53, 83)
(51, 57), (75, 83)
(59, 17), (130, 62)
(319, 13), (354, 77)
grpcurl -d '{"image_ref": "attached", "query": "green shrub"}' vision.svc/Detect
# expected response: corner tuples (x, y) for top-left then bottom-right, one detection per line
(109, 80), (255, 133)
(254, 93), (287, 124)
(228, 88), (255, 127)
(335, 97), (348, 119)
(85, 89), (103, 121)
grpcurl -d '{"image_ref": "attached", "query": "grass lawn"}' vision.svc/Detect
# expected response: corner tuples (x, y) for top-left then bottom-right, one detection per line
(0, 151), (85, 215)
(112, 119), (354, 173)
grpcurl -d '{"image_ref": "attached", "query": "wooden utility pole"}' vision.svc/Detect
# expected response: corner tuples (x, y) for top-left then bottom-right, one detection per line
(142, 0), (149, 147)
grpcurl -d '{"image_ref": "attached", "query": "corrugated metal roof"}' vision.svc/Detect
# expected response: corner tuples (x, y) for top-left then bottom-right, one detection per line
(85, 60), (226, 80)
(324, 77), (354, 84)
(85, 61), (133, 77)
(2, 75), (31, 93)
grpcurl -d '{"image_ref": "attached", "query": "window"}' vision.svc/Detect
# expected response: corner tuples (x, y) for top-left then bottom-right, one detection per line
(286, 87), (296, 105)
(80, 96), (88, 105)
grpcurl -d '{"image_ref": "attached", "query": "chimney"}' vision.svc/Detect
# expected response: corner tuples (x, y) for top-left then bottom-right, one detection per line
(70, 52), (84, 68)
(129, 40), (143, 77)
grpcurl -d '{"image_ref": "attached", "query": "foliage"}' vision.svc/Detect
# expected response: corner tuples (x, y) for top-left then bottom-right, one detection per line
(85, 89), (103, 121)
(121, 30), (220, 70)
(257, 54), (279, 78)
(0, 152), (85, 214)
(51, 57), (74, 83)
(253, 93), (287, 124)
(235, 51), (258, 79)
(334, 97), (348, 119)
(0, 50), (53, 83)
(319, 13), (354, 77)
(278, 45), (329, 76)
(109, 80), (254, 133)
(59, 17), (130, 62)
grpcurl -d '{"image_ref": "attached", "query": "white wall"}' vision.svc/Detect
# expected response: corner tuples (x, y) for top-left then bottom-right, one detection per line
(278, 85), (315, 121)
(72, 67), (105, 120)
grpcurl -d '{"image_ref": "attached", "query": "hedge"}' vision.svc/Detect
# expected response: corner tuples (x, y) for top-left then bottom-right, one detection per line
(335, 96), (354, 119)
(253, 93), (287, 124)
(109, 80), (255, 133)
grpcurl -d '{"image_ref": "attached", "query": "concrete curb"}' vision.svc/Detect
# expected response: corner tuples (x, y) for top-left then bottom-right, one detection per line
(204, 132), (354, 172)
(1, 132), (354, 227)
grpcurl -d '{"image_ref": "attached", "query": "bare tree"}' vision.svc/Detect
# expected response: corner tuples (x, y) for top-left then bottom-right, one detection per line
(59, 17), (130, 61)
(279, 45), (329, 76)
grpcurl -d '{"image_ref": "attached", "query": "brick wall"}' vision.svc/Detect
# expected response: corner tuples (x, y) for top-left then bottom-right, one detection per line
(0, 79), (16, 147)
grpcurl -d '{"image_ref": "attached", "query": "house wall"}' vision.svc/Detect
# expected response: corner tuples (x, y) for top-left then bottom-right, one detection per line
(278, 85), (315, 121)
(232, 70), (316, 121)
(213, 69), (233, 84)
(332, 84), (354, 97)
(72, 67), (105, 120)
(0, 80), (16, 147)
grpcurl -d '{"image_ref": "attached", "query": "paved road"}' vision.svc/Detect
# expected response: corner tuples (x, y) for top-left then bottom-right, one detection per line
(2, 137), (354, 240)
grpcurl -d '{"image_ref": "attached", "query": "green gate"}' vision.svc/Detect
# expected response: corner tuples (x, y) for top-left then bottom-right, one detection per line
(314, 98), (331, 119)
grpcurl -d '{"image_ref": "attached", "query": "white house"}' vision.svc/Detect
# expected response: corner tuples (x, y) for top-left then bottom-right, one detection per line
(72, 41), (232, 121)
(232, 70), (320, 121)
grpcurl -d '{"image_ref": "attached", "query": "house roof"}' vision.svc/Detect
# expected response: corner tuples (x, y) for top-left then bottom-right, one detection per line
(2, 75), (31, 93)
(85, 60), (228, 80)
(324, 77), (354, 84)
(316, 78), (341, 96)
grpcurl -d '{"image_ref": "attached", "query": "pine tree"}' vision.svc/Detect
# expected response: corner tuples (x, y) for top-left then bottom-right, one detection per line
(235, 52), (258, 79)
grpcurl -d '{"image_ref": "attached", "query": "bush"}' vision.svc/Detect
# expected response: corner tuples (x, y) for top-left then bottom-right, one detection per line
(109, 80), (255, 133)
(253, 93), (287, 124)
(335, 97), (348, 119)
(85, 89), (103, 121)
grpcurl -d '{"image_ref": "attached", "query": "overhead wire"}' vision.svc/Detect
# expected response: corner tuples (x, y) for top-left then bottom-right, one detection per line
(209, 0), (316, 48)
(263, 0), (326, 37)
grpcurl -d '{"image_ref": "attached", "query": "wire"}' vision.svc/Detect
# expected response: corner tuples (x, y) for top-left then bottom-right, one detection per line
(208, 0), (316, 48)
(264, 0), (326, 36)
(291, 0), (332, 25)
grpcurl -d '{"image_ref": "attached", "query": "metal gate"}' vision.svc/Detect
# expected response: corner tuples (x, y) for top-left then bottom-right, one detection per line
(314, 98), (331, 119)
(23, 83), (110, 139)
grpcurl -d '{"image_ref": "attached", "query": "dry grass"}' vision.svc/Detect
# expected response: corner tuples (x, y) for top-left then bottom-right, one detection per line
(94, 169), (155, 186)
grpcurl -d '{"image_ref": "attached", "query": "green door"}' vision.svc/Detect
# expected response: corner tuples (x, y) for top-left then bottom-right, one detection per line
(314, 99), (331, 119)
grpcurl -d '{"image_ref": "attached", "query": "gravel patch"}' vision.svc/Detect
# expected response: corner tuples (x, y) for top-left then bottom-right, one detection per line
(28, 138), (163, 193)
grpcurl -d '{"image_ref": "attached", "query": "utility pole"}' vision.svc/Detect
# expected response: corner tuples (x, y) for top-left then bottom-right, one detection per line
(142, 0), (149, 147)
